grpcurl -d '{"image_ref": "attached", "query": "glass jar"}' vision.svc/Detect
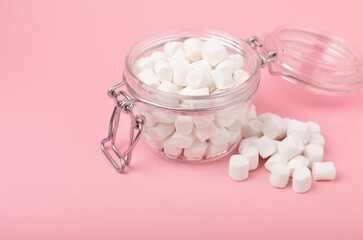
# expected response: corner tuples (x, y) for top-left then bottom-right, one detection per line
(101, 26), (363, 173)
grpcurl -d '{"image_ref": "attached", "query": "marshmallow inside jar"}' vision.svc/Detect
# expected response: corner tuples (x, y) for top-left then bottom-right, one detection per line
(123, 29), (261, 163)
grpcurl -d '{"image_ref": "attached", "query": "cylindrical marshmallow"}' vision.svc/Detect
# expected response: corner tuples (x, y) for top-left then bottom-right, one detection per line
(270, 163), (290, 188)
(157, 81), (180, 94)
(253, 135), (277, 159)
(277, 134), (305, 159)
(211, 68), (234, 90)
(152, 111), (176, 124)
(147, 123), (175, 141)
(287, 119), (311, 144)
(307, 121), (321, 134)
(240, 145), (259, 170)
(170, 131), (196, 148)
(247, 104), (257, 120)
(292, 167), (312, 193)
(229, 155), (249, 181)
(134, 57), (151, 73)
(264, 153), (288, 172)
(184, 38), (203, 62)
(202, 38), (228, 67)
(261, 115), (286, 140)
(308, 133), (325, 147)
(287, 155), (310, 177)
(154, 59), (173, 82)
(233, 69), (249, 86)
(163, 137), (183, 156)
(215, 110), (238, 128)
(137, 68), (160, 88)
(148, 51), (167, 66)
(238, 136), (258, 153)
(244, 119), (263, 138)
(191, 59), (212, 74)
(179, 85), (210, 96)
(170, 58), (192, 86)
(193, 115), (214, 128)
(209, 127), (230, 147)
(175, 115), (194, 135)
(184, 139), (208, 159)
(164, 41), (183, 57)
(194, 123), (217, 142)
(304, 143), (324, 168)
(186, 70), (212, 89)
(205, 142), (228, 157)
(312, 161), (336, 180)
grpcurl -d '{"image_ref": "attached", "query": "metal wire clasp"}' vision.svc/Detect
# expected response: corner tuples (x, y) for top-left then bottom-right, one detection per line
(100, 83), (145, 173)
(245, 36), (277, 68)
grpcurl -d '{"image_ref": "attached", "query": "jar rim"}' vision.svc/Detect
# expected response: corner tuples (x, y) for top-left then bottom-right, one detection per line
(123, 28), (261, 104)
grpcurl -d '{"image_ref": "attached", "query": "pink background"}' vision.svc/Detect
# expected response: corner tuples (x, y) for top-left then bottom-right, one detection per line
(1, 0), (363, 239)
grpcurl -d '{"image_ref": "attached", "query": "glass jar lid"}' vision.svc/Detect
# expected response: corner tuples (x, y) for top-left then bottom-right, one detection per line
(262, 25), (363, 95)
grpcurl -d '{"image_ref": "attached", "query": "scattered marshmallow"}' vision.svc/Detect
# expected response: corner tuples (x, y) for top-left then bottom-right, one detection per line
(254, 135), (277, 159)
(304, 143), (324, 168)
(238, 136), (258, 153)
(309, 133), (325, 147)
(240, 145), (259, 170)
(184, 139), (208, 159)
(312, 161), (336, 180)
(277, 134), (305, 160)
(261, 115), (286, 140)
(287, 119), (311, 144)
(292, 167), (312, 193)
(264, 153), (288, 172)
(270, 163), (290, 188)
(307, 121), (321, 134)
(287, 155), (310, 177)
(229, 155), (249, 181)
(244, 119), (263, 138)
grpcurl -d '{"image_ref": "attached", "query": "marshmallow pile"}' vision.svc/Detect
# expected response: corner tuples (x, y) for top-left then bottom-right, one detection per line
(134, 37), (249, 95)
(136, 37), (253, 161)
(229, 109), (336, 194)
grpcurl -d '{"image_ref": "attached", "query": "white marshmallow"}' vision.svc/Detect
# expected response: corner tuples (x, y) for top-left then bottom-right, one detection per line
(211, 68), (234, 90)
(309, 133), (325, 147)
(194, 123), (217, 142)
(163, 137), (183, 156)
(215, 59), (240, 74)
(261, 115), (286, 140)
(304, 143), (324, 168)
(227, 118), (242, 132)
(134, 57), (151, 73)
(152, 111), (176, 123)
(209, 127), (230, 147)
(171, 48), (188, 61)
(307, 121), (321, 134)
(184, 139), (208, 159)
(287, 119), (311, 144)
(186, 70), (212, 89)
(240, 145), (259, 170)
(229, 155), (249, 181)
(143, 132), (163, 150)
(149, 51), (167, 66)
(193, 115), (215, 128)
(175, 115), (194, 135)
(202, 38), (228, 67)
(170, 58), (192, 86)
(229, 54), (244, 70)
(270, 163), (290, 188)
(258, 113), (279, 122)
(184, 38), (203, 62)
(137, 68), (160, 88)
(147, 123), (175, 141)
(191, 59), (212, 74)
(282, 118), (291, 129)
(312, 161), (336, 180)
(264, 153), (288, 172)
(178, 85), (209, 96)
(205, 142), (228, 157)
(170, 131), (196, 148)
(292, 167), (312, 193)
(277, 134), (305, 159)
(233, 69), (249, 86)
(164, 41), (184, 57)
(228, 128), (242, 145)
(157, 81), (180, 94)
(254, 135), (277, 159)
(244, 119), (263, 138)
(287, 155), (310, 177)
(154, 59), (173, 82)
(247, 104), (257, 120)
(138, 108), (157, 127)
(238, 136), (258, 153)
(215, 110), (237, 128)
